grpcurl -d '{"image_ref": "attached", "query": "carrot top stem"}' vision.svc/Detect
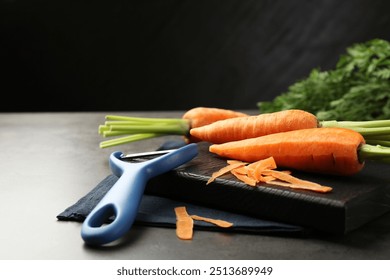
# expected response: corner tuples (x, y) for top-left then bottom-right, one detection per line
(105, 115), (187, 124)
(99, 133), (163, 148)
(365, 140), (390, 147)
(323, 119), (390, 128)
(98, 115), (190, 148)
(358, 144), (390, 163)
(321, 120), (390, 137)
(100, 115), (190, 136)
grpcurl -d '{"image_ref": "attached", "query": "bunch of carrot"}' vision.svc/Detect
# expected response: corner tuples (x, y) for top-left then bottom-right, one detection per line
(99, 108), (390, 148)
(98, 107), (390, 176)
(188, 109), (390, 176)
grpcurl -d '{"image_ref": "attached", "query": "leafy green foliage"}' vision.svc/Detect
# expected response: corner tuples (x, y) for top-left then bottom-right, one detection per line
(258, 39), (390, 121)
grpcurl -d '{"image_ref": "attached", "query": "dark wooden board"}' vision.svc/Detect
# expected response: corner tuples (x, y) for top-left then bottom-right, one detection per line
(144, 142), (390, 234)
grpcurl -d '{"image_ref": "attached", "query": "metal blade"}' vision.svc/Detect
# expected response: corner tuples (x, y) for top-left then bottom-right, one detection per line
(121, 149), (177, 159)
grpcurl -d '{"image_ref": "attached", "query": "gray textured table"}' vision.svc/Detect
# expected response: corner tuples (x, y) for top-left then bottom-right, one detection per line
(1, 111), (390, 260)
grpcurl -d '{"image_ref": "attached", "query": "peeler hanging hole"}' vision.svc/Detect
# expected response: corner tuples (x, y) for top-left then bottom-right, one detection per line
(87, 204), (117, 228)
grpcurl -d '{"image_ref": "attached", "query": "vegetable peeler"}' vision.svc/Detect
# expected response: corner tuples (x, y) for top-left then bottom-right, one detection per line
(81, 143), (198, 245)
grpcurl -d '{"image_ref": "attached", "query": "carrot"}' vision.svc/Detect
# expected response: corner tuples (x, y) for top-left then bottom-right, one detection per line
(208, 157), (332, 193)
(190, 109), (390, 145)
(191, 109), (318, 144)
(98, 107), (248, 148)
(209, 127), (390, 176)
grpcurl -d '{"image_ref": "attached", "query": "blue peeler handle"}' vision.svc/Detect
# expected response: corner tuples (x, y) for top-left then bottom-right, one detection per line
(81, 143), (198, 245)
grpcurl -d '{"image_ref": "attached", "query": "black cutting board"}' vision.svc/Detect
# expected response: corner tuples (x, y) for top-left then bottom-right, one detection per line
(144, 142), (390, 234)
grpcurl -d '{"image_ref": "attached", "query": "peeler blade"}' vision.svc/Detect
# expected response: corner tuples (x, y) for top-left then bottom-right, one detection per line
(121, 149), (177, 159)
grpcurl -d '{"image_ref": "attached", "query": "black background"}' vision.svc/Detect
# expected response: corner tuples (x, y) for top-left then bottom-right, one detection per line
(1, 0), (390, 112)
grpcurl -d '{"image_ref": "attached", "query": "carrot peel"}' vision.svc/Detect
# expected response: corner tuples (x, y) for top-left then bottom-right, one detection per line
(206, 161), (247, 185)
(207, 157), (332, 193)
(174, 206), (234, 240)
(262, 170), (332, 193)
(190, 215), (233, 228)
(174, 206), (193, 240)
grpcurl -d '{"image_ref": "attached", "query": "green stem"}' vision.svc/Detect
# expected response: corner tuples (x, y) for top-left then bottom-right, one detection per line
(358, 144), (390, 163)
(364, 134), (390, 140)
(365, 140), (390, 147)
(105, 115), (188, 124)
(108, 124), (188, 134)
(100, 115), (190, 136)
(326, 119), (390, 128)
(98, 115), (191, 148)
(99, 133), (163, 148)
(101, 130), (136, 137)
(321, 120), (390, 137)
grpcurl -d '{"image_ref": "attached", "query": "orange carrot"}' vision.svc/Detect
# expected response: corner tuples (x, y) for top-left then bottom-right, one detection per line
(190, 109), (390, 145)
(190, 109), (318, 144)
(209, 127), (367, 176)
(99, 107), (248, 148)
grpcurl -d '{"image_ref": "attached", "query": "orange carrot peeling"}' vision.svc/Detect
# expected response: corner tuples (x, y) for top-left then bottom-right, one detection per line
(261, 170), (332, 193)
(190, 215), (233, 228)
(174, 206), (194, 240)
(207, 157), (332, 193)
(174, 206), (234, 239)
(209, 127), (367, 176)
(207, 161), (247, 185)
(231, 169), (258, 186)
